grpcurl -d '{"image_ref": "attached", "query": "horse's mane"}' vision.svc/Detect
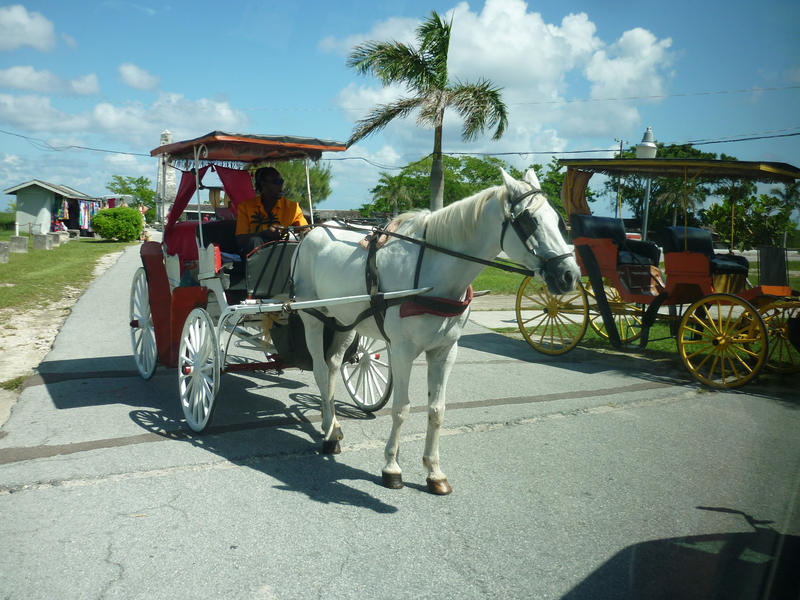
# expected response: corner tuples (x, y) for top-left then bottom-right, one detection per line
(392, 185), (507, 247)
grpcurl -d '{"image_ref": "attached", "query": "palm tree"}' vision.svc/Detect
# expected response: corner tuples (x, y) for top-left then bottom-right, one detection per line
(347, 10), (508, 211)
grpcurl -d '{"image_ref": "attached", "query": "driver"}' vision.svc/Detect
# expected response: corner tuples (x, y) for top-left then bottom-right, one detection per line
(235, 166), (308, 252)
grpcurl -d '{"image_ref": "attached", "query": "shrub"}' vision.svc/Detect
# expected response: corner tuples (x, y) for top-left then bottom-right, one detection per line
(0, 211), (15, 231)
(91, 206), (143, 241)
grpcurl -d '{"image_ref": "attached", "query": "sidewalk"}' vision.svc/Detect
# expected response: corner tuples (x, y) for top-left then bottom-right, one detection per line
(468, 293), (519, 330)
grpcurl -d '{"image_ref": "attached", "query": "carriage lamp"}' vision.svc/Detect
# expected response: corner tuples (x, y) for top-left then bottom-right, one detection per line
(636, 127), (657, 239)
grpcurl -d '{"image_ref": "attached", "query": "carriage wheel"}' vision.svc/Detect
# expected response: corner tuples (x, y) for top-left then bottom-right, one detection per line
(584, 279), (643, 343)
(677, 293), (767, 389)
(515, 276), (588, 355)
(178, 308), (221, 432)
(341, 335), (393, 412)
(758, 300), (800, 373)
(129, 267), (158, 379)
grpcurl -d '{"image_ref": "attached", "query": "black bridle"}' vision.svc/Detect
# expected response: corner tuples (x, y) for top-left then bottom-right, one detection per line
(312, 184), (573, 280)
(500, 185), (574, 274)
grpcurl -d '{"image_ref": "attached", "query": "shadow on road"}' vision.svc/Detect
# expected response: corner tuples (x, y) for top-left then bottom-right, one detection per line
(128, 371), (397, 514)
(564, 507), (799, 600)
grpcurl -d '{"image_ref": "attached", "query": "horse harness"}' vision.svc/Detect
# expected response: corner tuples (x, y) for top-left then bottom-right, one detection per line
(302, 186), (568, 341)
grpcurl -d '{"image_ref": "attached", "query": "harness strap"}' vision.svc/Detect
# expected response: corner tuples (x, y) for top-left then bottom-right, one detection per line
(365, 233), (390, 341)
(413, 224), (428, 288)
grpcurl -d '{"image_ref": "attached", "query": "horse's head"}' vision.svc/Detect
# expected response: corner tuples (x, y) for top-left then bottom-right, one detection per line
(499, 168), (580, 295)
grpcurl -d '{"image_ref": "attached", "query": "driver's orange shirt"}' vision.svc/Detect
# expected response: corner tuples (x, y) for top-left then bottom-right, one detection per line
(235, 195), (308, 236)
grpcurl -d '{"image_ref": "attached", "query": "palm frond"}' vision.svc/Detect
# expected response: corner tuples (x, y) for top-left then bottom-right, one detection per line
(416, 11), (451, 86)
(347, 41), (436, 89)
(348, 96), (426, 145)
(449, 79), (509, 141)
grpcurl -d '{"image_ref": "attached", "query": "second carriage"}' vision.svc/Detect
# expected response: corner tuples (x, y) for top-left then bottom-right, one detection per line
(514, 157), (800, 389)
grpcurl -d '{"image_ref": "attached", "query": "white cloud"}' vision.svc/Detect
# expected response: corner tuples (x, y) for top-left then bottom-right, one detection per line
(118, 62), (159, 90)
(319, 16), (418, 55)
(325, 0), (673, 159)
(585, 28), (673, 100)
(0, 94), (89, 131)
(61, 33), (77, 49)
(0, 91), (248, 149)
(0, 5), (56, 51)
(0, 66), (99, 95)
(68, 73), (99, 95)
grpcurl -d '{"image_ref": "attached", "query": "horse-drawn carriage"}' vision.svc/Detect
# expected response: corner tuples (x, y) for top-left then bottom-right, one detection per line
(515, 157), (800, 389)
(129, 131), (580, 493)
(129, 132), (418, 431)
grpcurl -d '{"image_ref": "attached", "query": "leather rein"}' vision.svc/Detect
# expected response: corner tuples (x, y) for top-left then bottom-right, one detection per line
(300, 187), (571, 339)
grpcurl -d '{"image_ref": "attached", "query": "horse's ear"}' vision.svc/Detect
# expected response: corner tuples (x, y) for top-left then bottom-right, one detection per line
(500, 168), (517, 188)
(523, 168), (541, 190)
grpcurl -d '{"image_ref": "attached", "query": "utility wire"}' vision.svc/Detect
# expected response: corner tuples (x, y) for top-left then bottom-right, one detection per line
(1, 127), (798, 170)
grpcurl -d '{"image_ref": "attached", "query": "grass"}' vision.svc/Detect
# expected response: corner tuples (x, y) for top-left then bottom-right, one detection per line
(0, 236), (135, 312)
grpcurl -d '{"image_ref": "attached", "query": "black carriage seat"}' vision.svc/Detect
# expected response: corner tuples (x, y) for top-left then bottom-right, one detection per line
(246, 240), (298, 299)
(196, 219), (246, 291)
(570, 214), (660, 266)
(661, 226), (749, 275)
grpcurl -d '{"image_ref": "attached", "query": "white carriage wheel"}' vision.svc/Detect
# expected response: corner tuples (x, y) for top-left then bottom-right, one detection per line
(129, 267), (158, 379)
(178, 308), (221, 432)
(341, 335), (393, 412)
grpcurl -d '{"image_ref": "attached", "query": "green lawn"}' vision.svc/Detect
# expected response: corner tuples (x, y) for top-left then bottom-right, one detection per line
(0, 236), (135, 312)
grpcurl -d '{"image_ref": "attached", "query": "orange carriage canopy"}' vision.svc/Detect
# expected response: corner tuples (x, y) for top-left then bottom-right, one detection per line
(558, 158), (800, 185)
(557, 158), (800, 220)
(150, 130), (348, 163)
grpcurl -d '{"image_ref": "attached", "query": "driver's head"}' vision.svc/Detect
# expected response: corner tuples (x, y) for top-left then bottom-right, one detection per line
(255, 167), (284, 196)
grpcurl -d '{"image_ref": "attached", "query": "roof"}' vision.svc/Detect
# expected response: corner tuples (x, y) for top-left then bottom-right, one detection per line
(3, 179), (95, 199)
(150, 131), (348, 164)
(557, 158), (800, 184)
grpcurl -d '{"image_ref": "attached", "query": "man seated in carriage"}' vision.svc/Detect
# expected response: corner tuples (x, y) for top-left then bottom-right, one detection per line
(235, 166), (308, 252)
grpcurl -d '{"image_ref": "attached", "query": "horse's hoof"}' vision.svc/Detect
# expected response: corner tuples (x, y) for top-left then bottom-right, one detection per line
(381, 472), (403, 489)
(426, 477), (452, 495)
(322, 440), (341, 454)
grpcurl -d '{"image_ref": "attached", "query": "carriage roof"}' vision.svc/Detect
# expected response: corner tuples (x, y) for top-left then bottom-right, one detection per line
(557, 158), (800, 184)
(150, 130), (348, 164)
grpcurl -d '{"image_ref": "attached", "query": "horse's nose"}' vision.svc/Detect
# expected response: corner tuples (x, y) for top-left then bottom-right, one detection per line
(562, 267), (578, 291)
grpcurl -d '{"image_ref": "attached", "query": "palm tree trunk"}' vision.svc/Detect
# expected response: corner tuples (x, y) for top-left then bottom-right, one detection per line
(430, 124), (444, 211)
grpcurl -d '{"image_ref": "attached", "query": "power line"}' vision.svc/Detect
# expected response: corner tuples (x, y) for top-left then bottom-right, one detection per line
(1, 127), (798, 171)
(0, 128), (150, 157)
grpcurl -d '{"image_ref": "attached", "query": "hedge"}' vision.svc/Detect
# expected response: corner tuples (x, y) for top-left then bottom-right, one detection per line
(0, 212), (15, 231)
(91, 206), (143, 241)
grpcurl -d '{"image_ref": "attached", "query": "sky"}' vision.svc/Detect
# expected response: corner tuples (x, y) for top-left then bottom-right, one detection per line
(1, 0), (798, 216)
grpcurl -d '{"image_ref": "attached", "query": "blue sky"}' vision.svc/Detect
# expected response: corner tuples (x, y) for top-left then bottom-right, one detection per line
(1, 0), (798, 215)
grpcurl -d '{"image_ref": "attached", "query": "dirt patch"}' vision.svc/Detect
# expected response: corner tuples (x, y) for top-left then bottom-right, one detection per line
(0, 251), (123, 426)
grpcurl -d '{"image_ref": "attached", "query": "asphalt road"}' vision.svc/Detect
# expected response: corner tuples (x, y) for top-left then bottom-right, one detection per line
(1, 242), (798, 600)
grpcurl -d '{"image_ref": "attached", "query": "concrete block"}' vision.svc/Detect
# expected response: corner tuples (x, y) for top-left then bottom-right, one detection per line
(57, 231), (70, 244)
(47, 232), (61, 247)
(33, 234), (53, 250)
(9, 236), (27, 253)
(0, 242), (8, 263)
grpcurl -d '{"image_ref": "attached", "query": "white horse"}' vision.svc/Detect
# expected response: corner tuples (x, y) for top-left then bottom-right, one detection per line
(293, 168), (580, 494)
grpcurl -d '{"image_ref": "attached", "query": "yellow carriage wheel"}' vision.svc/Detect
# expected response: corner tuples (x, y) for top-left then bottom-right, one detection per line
(677, 293), (768, 389)
(584, 279), (643, 343)
(758, 300), (800, 373)
(515, 276), (588, 355)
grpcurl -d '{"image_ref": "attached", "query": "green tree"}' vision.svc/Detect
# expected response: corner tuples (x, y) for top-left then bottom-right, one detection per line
(106, 175), (156, 209)
(602, 144), (719, 233)
(347, 10), (508, 211)
(358, 155), (576, 217)
(369, 172), (414, 216)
